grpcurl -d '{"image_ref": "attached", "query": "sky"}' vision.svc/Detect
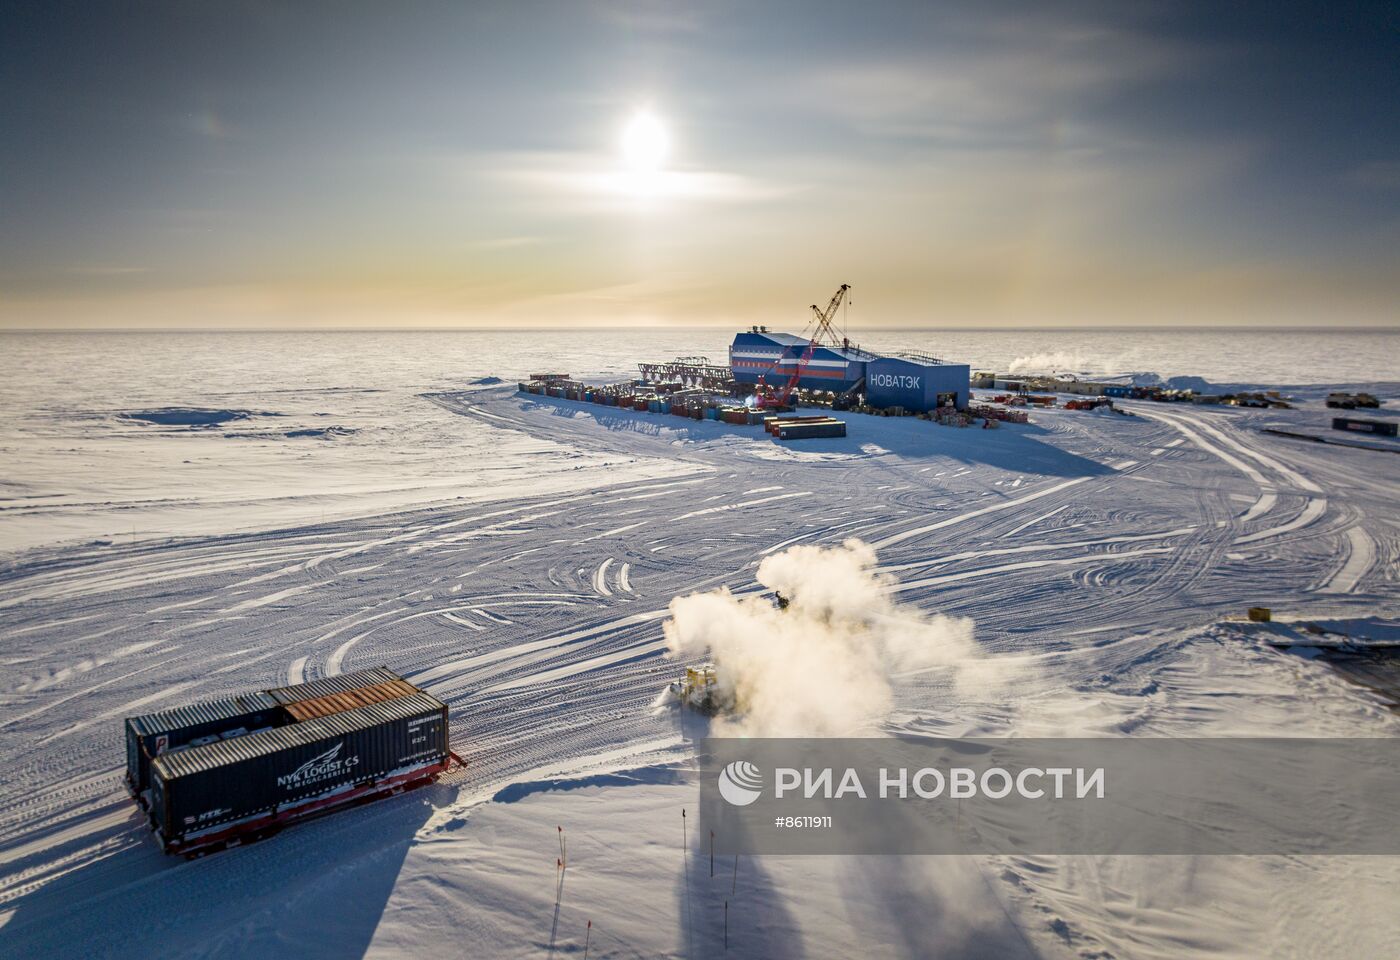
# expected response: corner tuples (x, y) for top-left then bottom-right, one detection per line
(2, 0), (1397, 330)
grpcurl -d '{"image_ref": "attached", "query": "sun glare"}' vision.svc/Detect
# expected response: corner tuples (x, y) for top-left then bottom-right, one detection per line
(621, 111), (669, 177)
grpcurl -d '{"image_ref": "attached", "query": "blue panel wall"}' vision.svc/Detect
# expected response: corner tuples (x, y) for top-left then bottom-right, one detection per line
(866, 358), (970, 411)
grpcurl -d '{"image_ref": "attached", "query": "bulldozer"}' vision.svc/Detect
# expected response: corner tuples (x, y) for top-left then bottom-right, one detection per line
(669, 664), (723, 714)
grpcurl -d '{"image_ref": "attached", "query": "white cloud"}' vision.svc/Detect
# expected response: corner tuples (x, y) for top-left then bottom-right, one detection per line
(490, 151), (804, 211)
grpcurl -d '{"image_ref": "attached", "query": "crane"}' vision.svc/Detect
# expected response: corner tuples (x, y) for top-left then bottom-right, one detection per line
(753, 284), (850, 409)
(808, 283), (850, 347)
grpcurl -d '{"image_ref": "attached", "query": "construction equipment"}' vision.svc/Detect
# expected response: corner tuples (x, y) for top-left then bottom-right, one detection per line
(753, 284), (850, 409)
(807, 284), (851, 346)
(670, 664), (722, 714)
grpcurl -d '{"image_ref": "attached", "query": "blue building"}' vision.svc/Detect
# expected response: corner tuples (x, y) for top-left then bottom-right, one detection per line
(865, 356), (970, 412)
(729, 329), (874, 395)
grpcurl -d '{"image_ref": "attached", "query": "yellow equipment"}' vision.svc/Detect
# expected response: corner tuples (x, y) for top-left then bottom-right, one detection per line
(670, 664), (722, 714)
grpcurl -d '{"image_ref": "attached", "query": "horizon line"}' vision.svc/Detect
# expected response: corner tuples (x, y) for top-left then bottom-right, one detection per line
(3, 323), (1398, 334)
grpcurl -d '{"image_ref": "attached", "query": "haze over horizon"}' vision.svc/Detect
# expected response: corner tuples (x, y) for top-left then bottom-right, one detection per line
(3, 1), (1398, 331)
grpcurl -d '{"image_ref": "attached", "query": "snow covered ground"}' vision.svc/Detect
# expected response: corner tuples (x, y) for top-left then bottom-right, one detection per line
(2, 363), (1398, 958)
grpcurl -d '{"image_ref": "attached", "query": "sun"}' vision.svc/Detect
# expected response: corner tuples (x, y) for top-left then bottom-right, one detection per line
(620, 111), (669, 176)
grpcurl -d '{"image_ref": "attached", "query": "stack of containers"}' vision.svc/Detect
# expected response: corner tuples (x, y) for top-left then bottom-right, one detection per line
(125, 667), (453, 856)
(763, 415), (834, 435)
(774, 418), (846, 440)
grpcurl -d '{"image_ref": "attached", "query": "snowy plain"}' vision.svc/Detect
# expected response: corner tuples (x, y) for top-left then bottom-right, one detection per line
(1, 329), (1398, 959)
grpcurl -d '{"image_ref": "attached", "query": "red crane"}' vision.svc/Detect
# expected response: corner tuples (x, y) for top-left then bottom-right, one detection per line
(754, 284), (850, 409)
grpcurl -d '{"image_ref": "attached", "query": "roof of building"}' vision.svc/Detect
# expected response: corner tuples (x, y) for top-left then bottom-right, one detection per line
(732, 330), (879, 362)
(871, 354), (971, 371)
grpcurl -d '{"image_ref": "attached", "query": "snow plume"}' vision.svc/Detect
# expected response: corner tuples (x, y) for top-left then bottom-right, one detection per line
(663, 539), (979, 737)
(1007, 351), (1096, 375)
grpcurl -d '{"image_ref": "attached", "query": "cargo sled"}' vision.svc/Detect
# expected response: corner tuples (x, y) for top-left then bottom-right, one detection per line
(124, 667), (463, 857)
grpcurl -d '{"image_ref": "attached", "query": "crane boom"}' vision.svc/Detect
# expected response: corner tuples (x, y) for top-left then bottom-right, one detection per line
(754, 283), (851, 409)
(809, 284), (850, 347)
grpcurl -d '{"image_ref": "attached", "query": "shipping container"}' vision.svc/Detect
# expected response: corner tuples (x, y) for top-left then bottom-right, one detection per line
(1332, 416), (1398, 437)
(149, 692), (450, 856)
(126, 692), (282, 797)
(763, 415), (831, 435)
(128, 667), (411, 799)
(280, 679), (420, 722)
(777, 419), (846, 440)
(265, 666), (405, 706)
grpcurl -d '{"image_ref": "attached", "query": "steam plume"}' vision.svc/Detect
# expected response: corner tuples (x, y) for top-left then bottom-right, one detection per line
(1007, 350), (1095, 375)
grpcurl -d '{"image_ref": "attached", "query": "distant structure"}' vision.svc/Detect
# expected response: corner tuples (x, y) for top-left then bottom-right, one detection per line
(729, 329), (876, 396)
(727, 285), (970, 412)
(636, 356), (732, 391)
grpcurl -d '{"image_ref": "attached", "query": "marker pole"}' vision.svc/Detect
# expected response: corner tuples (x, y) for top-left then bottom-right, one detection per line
(682, 809), (693, 946)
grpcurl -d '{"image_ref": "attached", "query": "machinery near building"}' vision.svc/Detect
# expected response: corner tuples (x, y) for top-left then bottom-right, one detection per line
(730, 285), (877, 402)
(729, 285), (971, 412)
(125, 667), (462, 856)
(669, 664), (724, 714)
(750, 284), (857, 409)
